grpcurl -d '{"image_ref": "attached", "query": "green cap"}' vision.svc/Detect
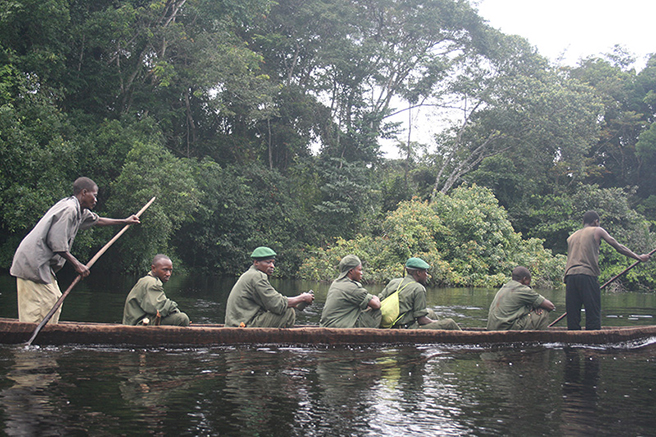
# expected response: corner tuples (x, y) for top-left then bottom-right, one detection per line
(251, 246), (277, 260)
(337, 254), (361, 279)
(406, 257), (430, 270)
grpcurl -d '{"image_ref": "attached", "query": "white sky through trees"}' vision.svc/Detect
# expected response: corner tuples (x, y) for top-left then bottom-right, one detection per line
(476, 0), (655, 68)
(383, 0), (656, 158)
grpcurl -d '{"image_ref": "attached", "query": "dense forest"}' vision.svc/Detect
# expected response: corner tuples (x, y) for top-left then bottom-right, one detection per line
(1, 0), (655, 289)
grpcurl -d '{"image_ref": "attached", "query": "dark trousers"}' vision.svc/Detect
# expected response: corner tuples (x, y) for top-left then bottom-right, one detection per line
(565, 274), (601, 330)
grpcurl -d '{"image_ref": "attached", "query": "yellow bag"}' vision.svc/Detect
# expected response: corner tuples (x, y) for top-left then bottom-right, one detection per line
(380, 282), (410, 328)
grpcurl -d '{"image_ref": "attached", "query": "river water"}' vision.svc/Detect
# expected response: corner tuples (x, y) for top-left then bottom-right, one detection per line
(0, 271), (655, 436)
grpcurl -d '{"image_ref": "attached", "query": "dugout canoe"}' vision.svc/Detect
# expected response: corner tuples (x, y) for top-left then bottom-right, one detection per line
(1, 318), (656, 347)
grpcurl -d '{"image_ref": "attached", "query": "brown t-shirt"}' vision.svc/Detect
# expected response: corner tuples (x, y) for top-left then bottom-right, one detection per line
(564, 226), (600, 278)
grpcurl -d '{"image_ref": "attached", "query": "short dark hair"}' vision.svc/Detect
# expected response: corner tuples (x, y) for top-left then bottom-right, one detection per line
(73, 177), (97, 195)
(511, 266), (531, 282)
(583, 211), (600, 225)
(152, 254), (171, 265)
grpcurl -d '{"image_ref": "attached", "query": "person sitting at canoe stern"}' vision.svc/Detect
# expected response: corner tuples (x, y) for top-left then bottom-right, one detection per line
(378, 257), (461, 330)
(319, 255), (382, 328)
(487, 266), (555, 331)
(224, 247), (314, 328)
(123, 254), (190, 326)
(11, 177), (140, 325)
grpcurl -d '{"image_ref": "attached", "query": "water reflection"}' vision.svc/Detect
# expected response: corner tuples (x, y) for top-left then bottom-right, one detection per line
(0, 347), (63, 436)
(312, 348), (384, 435)
(561, 349), (601, 436)
(0, 344), (655, 435)
(2, 273), (656, 435)
(221, 348), (306, 436)
(372, 348), (467, 435)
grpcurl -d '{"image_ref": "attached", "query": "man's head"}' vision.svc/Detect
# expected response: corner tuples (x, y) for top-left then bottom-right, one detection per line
(151, 254), (173, 283)
(338, 254), (362, 281)
(511, 266), (531, 286)
(251, 246), (276, 276)
(405, 257), (430, 285)
(73, 177), (98, 210)
(583, 210), (600, 226)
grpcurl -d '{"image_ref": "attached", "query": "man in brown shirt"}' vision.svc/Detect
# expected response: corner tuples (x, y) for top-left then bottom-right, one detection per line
(564, 211), (650, 330)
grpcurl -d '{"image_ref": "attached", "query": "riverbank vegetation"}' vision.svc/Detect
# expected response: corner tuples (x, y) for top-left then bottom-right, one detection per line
(1, 0), (655, 289)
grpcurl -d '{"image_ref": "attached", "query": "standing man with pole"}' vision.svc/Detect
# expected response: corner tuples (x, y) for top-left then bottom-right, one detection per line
(10, 177), (140, 324)
(564, 211), (650, 330)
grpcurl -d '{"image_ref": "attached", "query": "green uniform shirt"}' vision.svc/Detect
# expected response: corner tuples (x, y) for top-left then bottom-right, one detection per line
(225, 265), (289, 327)
(123, 272), (180, 325)
(487, 280), (546, 330)
(320, 277), (376, 328)
(378, 276), (429, 328)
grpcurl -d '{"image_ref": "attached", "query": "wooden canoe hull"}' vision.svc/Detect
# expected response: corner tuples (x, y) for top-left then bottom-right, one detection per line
(1, 318), (655, 347)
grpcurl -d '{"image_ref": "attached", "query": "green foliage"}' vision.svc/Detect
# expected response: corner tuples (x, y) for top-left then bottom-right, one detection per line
(103, 141), (201, 274)
(512, 183), (656, 290)
(0, 65), (78, 266)
(1, 0), (656, 293)
(312, 157), (380, 241)
(299, 185), (565, 288)
(173, 160), (317, 277)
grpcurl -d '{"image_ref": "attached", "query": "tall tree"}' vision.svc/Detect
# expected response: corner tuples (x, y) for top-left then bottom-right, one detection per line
(430, 34), (603, 197)
(250, 0), (496, 165)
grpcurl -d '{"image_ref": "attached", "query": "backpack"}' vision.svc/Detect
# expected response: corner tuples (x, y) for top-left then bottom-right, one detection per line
(380, 281), (410, 328)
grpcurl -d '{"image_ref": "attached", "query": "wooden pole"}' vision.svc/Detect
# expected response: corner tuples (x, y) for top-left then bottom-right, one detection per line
(548, 247), (656, 327)
(25, 197), (156, 346)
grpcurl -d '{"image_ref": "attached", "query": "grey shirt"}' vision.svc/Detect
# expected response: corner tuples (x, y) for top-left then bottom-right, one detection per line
(10, 196), (99, 283)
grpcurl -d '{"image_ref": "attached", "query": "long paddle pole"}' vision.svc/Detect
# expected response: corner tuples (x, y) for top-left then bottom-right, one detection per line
(549, 247), (656, 327)
(25, 197), (156, 346)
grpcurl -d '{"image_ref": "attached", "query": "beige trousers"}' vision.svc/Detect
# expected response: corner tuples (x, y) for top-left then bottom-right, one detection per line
(16, 275), (62, 324)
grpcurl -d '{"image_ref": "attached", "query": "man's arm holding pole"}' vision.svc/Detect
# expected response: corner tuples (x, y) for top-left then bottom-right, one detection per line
(25, 197), (156, 346)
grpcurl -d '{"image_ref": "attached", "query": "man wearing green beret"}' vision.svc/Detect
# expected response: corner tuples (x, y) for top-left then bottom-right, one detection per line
(378, 257), (461, 330)
(487, 266), (555, 331)
(225, 247), (314, 327)
(320, 255), (382, 328)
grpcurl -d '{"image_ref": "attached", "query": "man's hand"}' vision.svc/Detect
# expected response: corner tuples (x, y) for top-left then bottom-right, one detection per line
(638, 253), (651, 262)
(58, 251), (90, 277)
(288, 291), (314, 309)
(125, 214), (140, 225)
(301, 291), (315, 304)
(73, 260), (91, 278)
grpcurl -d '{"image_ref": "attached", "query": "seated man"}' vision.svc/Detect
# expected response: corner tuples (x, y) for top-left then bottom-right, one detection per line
(320, 255), (381, 328)
(123, 254), (190, 326)
(225, 247), (314, 328)
(487, 266), (555, 331)
(379, 257), (461, 330)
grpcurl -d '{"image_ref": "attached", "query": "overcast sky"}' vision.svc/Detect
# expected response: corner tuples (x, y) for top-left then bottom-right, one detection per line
(476, 0), (655, 68)
(384, 1), (655, 157)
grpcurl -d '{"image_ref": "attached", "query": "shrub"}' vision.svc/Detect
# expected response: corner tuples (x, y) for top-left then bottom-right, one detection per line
(299, 185), (565, 287)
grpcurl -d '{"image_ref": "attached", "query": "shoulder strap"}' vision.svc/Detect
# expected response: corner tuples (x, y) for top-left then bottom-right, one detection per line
(380, 280), (411, 328)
